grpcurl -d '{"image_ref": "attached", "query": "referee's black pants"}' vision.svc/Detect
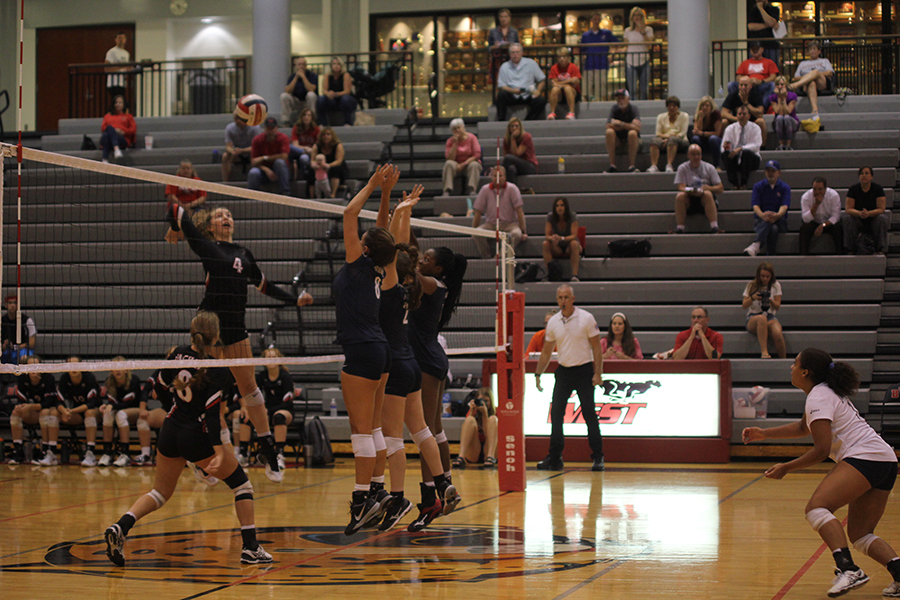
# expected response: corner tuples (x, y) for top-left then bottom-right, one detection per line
(548, 362), (603, 461)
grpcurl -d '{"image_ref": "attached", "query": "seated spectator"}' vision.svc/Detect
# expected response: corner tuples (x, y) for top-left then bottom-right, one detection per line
(502, 117), (538, 185)
(526, 311), (556, 356)
(843, 166), (888, 254)
(727, 41), (779, 109)
(799, 176), (842, 255)
(601, 312), (644, 360)
(307, 127), (348, 199)
(721, 76), (767, 146)
(543, 196), (582, 282)
(472, 166), (527, 258)
(672, 307), (723, 360)
(11, 356), (58, 465)
(164, 160), (206, 209)
(452, 387), (498, 470)
(547, 47), (581, 120)
(316, 56), (357, 127)
(691, 96), (723, 169)
(767, 76), (799, 150)
(721, 104), (763, 190)
(57, 356), (101, 467)
(312, 154), (332, 199)
(672, 144), (724, 234)
(742, 261), (785, 358)
(248, 117), (290, 195)
(580, 11), (618, 101)
(441, 118), (482, 197)
(605, 88), (642, 173)
(495, 43), (547, 121)
(236, 348), (295, 469)
(221, 112), (260, 182)
(280, 56), (318, 127)
(1, 295), (36, 364)
(289, 108), (319, 182)
(744, 159), (791, 257)
(647, 95), (689, 173)
(790, 40), (833, 118)
(99, 94), (136, 163)
(99, 357), (148, 467)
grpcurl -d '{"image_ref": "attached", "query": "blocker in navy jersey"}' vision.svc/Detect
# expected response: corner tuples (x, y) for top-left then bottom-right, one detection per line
(57, 371), (100, 410)
(381, 284), (422, 397)
(333, 254), (388, 346)
(409, 280), (449, 380)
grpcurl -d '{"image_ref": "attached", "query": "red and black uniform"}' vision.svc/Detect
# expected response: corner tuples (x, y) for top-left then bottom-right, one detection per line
(105, 374), (143, 411)
(256, 368), (294, 420)
(16, 372), (57, 408)
(145, 370), (174, 413)
(57, 372), (100, 411)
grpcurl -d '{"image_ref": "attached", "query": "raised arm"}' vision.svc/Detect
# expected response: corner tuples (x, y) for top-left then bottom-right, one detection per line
(384, 188), (423, 289)
(344, 164), (393, 263)
(376, 165), (401, 229)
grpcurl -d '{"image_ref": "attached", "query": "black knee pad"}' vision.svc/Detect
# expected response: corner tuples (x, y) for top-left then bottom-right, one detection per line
(273, 412), (287, 426)
(223, 464), (249, 489)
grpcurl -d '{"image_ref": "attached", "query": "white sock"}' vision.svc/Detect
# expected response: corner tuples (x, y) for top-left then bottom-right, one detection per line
(676, 225), (685, 231)
(710, 221), (718, 229)
(141, 446), (151, 457)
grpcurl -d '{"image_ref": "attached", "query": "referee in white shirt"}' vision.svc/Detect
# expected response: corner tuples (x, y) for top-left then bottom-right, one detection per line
(534, 284), (605, 472)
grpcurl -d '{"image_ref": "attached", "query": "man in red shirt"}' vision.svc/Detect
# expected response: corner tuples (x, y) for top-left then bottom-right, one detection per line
(547, 47), (581, 120)
(728, 41), (778, 109)
(672, 306), (724, 359)
(248, 117), (291, 195)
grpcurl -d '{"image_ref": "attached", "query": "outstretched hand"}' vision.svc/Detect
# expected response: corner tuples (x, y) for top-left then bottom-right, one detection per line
(297, 291), (314, 306)
(165, 228), (183, 244)
(368, 163), (394, 189)
(380, 165), (401, 193)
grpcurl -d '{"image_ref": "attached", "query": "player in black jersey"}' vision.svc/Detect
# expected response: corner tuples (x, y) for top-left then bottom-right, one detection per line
(97, 357), (148, 467)
(166, 203), (312, 483)
(104, 311), (272, 567)
(8, 356), (58, 465)
(56, 356), (102, 467)
(236, 347), (296, 470)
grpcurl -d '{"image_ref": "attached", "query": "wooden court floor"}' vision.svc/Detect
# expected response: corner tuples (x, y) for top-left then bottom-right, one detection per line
(3, 459), (900, 600)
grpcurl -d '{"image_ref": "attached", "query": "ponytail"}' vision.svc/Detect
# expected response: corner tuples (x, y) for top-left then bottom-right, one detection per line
(798, 347), (860, 399)
(396, 244), (422, 311)
(432, 247), (468, 332)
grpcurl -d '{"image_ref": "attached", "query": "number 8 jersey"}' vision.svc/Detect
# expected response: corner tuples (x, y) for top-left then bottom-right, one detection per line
(159, 345), (233, 444)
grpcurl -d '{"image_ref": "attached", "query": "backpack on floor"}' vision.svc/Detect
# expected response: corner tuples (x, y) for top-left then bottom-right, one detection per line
(514, 262), (543, 284)
(608, 238), (652, 258)
(854, 232), (876, 255)
(547, 259), (564, 282)
(81, 135), (97, 151)
(304, 416), (334, 467)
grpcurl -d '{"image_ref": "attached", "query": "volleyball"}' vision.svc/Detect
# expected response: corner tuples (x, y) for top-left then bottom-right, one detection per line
(235, 94), (268, 126)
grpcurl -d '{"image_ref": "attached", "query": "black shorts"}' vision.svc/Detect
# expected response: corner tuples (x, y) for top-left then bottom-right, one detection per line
(156, 418), (216, 464)
(843, 457), (898, 491)
(385, 357), (422, 397)
(204, 309), (248, 346)
(342, 341), (391, 381)
(687, 195), (718, 215)
(267, 402), (294, 422)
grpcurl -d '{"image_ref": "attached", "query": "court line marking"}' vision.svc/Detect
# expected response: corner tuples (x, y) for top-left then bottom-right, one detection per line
(0, 491), (144, 523)
(770, 517), (849, 600)
(0, 477), (25, 484)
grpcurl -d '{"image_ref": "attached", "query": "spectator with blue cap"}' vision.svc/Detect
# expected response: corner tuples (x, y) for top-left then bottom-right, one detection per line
(744, 159), (791, 256)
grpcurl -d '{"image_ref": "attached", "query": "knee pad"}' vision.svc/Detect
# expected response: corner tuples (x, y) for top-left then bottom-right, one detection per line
(147, 489), (166, 509)
(805, 507), (838, 531)
(9, 415), (22, 427)
(47, 415), (59, 428)
(233, 480), (254, 503)
(434, 431), (448, 445)
(242, 388), (264, 408)
(853, 533), (880, 557)
(102, 412), (115, 427)
(84, 416), (97, 428)
(411, 427), (433, 447)
(136, 419), (151, 431)
(350, 434), (376, 458)
(220, 427), (232, 445)
(372, 428), (386, 453)
(116, 411), (130, 428)
(273, 412), (287, 426)
(224, 466), (253, 501)
(385, 436), (405, 457)
(39, 415), (49, 426)
(232, 414), (242, 427)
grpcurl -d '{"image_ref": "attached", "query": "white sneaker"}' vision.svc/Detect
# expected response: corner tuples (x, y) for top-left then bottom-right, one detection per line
(113, 147), (123, 159)
(743, 242), (760, 257)
(277, 453), (286, 471)
(113, 453), (131, 467)
(827, 568), (868, 598)
(81, 450), (97, 467)
(237, 453), (249, 468)
(646, 165), (660, 173)
(98, 453), (112, 466)
(883, 581), (900, 598)
(240, 545), (273, 564)
(188, 462), (219, 487)
(665, 164), (674, 173)
(36, 450), (58, 466)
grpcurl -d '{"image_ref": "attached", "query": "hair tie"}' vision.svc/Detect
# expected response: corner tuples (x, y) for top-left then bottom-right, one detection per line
(828, 362), (835, 370)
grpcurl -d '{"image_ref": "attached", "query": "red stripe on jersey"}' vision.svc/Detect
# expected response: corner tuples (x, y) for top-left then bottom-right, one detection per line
(205, 391), (222, 409)
(257, 274), (268, 293)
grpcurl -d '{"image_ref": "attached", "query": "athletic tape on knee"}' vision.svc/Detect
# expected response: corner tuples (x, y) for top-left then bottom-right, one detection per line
(805, 507), (838, 531)
(137, 419), (151, 431)
(116, 411), (129, 428)
(9, 415), (22, 427)
(242, 388), (265, 407)
(102, 412), (115, 426)
(372, 428), (386, 453)
(147, 489), (166, 509)
(385, 436), (405, 456)
(411, 427), (433, 447)
(350, 434), (376, 458)
(273, 412), (287, 426)
(39, 415), (49, 426)
(47, 415), (59, 428)
(84, 417), (97, 428)
(853, 533), (880, 556)
(434, 431), (448, 444)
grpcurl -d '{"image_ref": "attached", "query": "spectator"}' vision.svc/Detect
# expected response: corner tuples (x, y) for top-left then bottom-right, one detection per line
(605, 88), (642, 173)
(672, 144), (725, 234)
(104, 31), (130, 100)
(452, 387), (498, 469)
(543, 196), (583, 282)
(221, 112), (260, 182)
(526, 311), (556, 356)
(12, 357), (58, 465)
(580, 12), (618, 101)
(307, 127), (348, 199)
(1, 295), (36, 365)
(747, 0), (781, 63)
(289, 108), (320, 182)
(441, 118), (482, 197)
(99, 95), (136, 164)
(622, 7), (653, 100)
(721, 104), (763, 190)
(312, 154), (332, 199)
(691, 96), (723, 168)
(471, 166), (527, 258)
(280, 56), (319, 127)
(488, 8), (519, 49)
(791, 40), (833, 119)
(647, 95), (689, 173)
(502, 117), (538, 185)
(743, 261), (785, 358)
(843, 166), (888, 255)
(164, 160), (206, 210)
(99, 357), (146, 467)
(56, 356), (101, 467)
(672, 306), (723, 360)
(799, 177), (842, 255)
(721, 76), (767, 146)
(547, 47), (581, 120)
(316, 56), (357, 127)
(495, 43), (547, 122)
(248, 117), (290, 195)
(768, 76), (799, 150)
(745, 159), (791, 257)
(727, 41), (779, 109)
(601, 312), (644, 360)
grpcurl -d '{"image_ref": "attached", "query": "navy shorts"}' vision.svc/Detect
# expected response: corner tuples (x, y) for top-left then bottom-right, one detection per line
(843, 457), (898, 491)
(385, 357), (422, 397)
(156, 418), (216, 464)
(342, 341), (391, 381)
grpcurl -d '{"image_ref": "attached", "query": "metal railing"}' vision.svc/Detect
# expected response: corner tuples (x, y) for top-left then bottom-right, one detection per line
(299, 51), (414, 112)
(712, 35), (900, 98)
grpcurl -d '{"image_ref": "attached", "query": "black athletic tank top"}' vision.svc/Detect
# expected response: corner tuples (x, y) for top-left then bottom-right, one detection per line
(379, 285), (414, 361)
(333, 254), (387, 346)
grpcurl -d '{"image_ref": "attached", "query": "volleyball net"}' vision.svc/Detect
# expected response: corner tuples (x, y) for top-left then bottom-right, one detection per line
(0, 143), (513, 377)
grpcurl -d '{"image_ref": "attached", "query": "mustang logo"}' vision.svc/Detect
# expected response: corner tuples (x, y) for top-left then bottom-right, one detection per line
(600, 380), (661, 400)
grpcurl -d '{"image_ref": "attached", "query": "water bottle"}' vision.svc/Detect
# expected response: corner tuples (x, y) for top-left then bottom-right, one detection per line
(442, 391), (452, 416)
(717, 85), (724, 98)
(211, 149), (220, 164)
(329, 397), (338, 418)
(558, 157), (565, 174)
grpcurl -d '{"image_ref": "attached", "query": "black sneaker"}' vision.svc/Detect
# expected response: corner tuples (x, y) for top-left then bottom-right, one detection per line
(8, 450), (25, 465)
(438, 482), (461, 516)
(379, 497), (413, 531)
(606, 165), (618, 173)
(361, 489), (391, 529)
(407, 498), (443, 532)
(240, 545), (273, 564)
(344, 495), (380, 536)
(536, 457), (564, 471)
(592, 457), (605, 472)
(104, 524), (126, 566)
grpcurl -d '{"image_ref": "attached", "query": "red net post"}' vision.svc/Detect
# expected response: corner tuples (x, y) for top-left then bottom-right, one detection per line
(496, 290), (526, 492)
